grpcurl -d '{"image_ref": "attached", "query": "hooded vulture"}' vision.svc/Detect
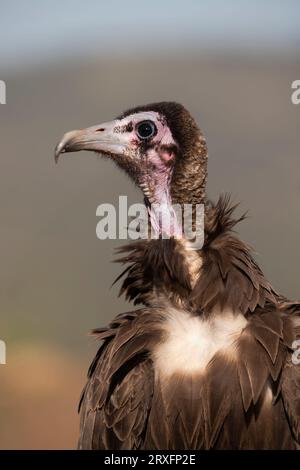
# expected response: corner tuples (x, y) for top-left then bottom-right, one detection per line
(55, 102), (300, 450)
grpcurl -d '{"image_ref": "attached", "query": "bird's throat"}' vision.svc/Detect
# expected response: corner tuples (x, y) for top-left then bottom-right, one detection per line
(145, 190), (183, 239)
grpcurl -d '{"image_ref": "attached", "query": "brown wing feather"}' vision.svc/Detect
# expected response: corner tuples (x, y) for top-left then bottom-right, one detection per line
(282, 360), (300, 443)
(78, 310), (157, 450)
(280, 304), (300, 443)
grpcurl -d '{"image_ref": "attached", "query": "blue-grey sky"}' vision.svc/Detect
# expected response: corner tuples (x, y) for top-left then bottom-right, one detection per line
(1, 0), (299, 71)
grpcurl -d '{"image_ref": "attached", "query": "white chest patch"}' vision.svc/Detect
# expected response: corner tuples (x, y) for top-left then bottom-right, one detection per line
(152, 307), (247, 377)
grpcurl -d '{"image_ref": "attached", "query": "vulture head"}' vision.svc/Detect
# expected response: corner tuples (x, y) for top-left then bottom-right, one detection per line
(55, 102), (208, 207)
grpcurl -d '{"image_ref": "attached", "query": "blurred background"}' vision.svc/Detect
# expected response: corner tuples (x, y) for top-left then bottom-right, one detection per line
(0, 0), (299, 449)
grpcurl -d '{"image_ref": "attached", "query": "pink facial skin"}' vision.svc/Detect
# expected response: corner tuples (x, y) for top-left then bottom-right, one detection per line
(116, 111), (181, 237)
(159, 148), (175, 163)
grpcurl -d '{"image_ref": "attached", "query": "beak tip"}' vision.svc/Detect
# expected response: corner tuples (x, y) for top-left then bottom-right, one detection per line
(54, 142), (65, 164)
(54, 150), (59, 164)
(54, 129), (82, 164)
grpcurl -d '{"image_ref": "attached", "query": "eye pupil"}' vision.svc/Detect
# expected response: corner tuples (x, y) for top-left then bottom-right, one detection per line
(136, 120), (156, 140)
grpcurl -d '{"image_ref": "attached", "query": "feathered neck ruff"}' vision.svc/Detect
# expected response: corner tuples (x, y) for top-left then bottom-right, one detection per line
(114, 196), (279, 316)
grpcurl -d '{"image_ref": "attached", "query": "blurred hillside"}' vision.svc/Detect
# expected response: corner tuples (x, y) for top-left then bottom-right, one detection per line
(0, 54), (299, 448)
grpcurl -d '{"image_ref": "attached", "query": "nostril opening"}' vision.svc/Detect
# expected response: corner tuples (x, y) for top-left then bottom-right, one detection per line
(96, 128), (105, 132)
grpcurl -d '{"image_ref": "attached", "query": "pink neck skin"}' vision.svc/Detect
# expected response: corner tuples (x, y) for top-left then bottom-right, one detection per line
(143, 147), (182, 239)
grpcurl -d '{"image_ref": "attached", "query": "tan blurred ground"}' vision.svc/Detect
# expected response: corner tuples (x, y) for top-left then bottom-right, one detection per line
(0, 343), (85, 449)
(0, 55), (299, 448)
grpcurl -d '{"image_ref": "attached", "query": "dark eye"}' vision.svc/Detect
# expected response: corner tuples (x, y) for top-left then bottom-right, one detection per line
(136, 120), (157, 140)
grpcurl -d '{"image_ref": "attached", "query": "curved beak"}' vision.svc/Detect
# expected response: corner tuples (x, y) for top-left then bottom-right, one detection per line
(54, 119), (128, 163)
